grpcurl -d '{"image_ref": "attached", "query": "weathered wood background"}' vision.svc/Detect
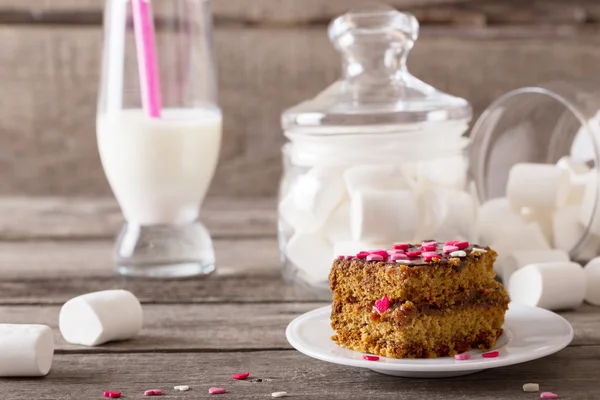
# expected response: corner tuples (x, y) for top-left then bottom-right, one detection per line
(2, 0), (600, 197)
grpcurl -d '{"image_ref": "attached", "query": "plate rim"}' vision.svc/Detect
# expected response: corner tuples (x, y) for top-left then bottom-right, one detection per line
(286, 302), (574, 372)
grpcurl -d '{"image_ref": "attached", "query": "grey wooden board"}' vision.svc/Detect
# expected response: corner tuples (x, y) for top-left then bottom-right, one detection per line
(1, 348), (599, 400)
(0, 302), (326, 352)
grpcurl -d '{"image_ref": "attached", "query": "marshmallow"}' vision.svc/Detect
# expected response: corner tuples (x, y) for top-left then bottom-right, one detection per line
(424, 189), (477, 242)
(554, 206), (585, 252)
(0, 324), (54, 377)
(60, 290), (143, 346)
(584, 257), (600, 306)
(477, 197), (527, 244)
(508, 261), (585, 310)
(279, 167), (346, 232)
(501, 249), (569, 284)
(491, 223), (551, 277)
(506, 163), (570, 211)
(418, 156), (467, 190)
(350, 189), (418, 243)
(285, 232), (334, 283)
(332, 241), (388, 257)
(557, 157), (591, 205)
(579, 173), (600, 236)
(342, 165), (408, 194)
(521, 207), (553, 244)
(322, 201), (351, 243)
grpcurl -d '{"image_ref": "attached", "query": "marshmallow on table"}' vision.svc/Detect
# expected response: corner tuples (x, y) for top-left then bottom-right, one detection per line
(557, 156), (591, 205)
(584, 257), (600, 306)
(491, 222), (551, 277)
(554, 206), (600, 259)
(501, 249), (569, 284)
(350, 189), (418, 243)
(521, 207), (554, 244)
(279, 166), (346, 233)
(424, 188), (477, 242)
(342, 164), (409, 193)
(508, 261), (585, 310)
(285, 232), (333, 283)
(0, 324), (54, 377)
(418, 155), (467, 191)
(322, 201), (351, 243)
(477, 197), (525, 244)
(506, 163), (570, 211)
(60, 290), (143, 346)
(579, 173), (600, 236)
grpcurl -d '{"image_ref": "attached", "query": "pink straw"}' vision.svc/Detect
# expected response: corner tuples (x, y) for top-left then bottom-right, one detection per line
(131, 0), (162, 118)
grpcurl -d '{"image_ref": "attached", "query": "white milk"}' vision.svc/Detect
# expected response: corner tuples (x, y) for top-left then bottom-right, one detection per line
(97, 108), (222, 225)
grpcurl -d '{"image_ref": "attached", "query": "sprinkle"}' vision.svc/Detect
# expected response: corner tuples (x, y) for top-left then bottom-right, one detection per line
(445, 240), (459, 245)
(482, 351), (499, 358)
(362, 355), (379, 361)
(336, 255), (345, 260)
(272, 392), (289, 398)
(356, 251), (369, 259)
(455, 241), (469, 250)
(144, 390), (163, 396)
(366, 254), (384, 261)
(174, 385), (189, 391)
(369, 250), (389, 259)
(450, 250), (467, 257)
(523, 383), (540, 392)
(540, 393), (559, 399)
(422, 240), (437, 246)
(374, 295), (390, 313)
(471, 247), (488, 254)
(454, 353), (471, 360)
(232, 372), (250, 380)
(424, 255), (441, 262)
(443, 245), (459, 253)
(396, 260), (412, 264)
(420, 244), (437, 252)
(406, 251), (422, 257)
(393, 243), (409, 250)
(104, 392), (121, 399)
(390, 253), (408, 261)
(209, 387), (227, 395)
(345, 255), (354, 260)
(422, 251), (440, 257)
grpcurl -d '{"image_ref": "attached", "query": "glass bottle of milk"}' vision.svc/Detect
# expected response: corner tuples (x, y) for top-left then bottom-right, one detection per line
(278, 6), (473, 293)
(97, 0), (221, 278)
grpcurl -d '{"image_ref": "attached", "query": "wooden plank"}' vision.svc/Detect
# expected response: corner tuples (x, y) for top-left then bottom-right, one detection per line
(0, 197), (276, 240)
(0, 302), (326, 352)
(0, 238), (282, 280)
(1, 347), (599, 399)
(4, 26), (600, 197)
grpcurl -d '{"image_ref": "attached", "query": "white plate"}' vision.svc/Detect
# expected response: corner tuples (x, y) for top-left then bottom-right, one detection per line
(286, 302), (573, 378)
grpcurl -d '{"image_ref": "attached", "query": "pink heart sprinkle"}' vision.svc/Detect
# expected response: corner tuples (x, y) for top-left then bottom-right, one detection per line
(540, 392), (559, 399)
(454, 353), (471, 360)
(366, 254), (384, 261)
(393, 243), (409, 250)
(374, 295), (390, 313)
(390, 253), (408, 261)
(422, 251), (440, 257)
(232, 372), (250, 380)
(362, 355), (380, 361)
(482, 351), (499, 358)
(208, 387), (226, 395)
(455, 241), (469, 250)
(443, 245), (459, 253)
(356, 252), (369, 259)
(420, 244), (437, 251)
(144, 390), (163, 396)
(424, 255), (441, 262)
(422, 240), (437, 246)
(345, 255), (354, 260)
(445, 240), (459, 246)
(406, 251), (421, 257)
(370, 250), (389, 258)
(336, 255), (345, 260)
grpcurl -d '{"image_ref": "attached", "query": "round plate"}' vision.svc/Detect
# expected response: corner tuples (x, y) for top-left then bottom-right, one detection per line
(286, 302), (573, 378)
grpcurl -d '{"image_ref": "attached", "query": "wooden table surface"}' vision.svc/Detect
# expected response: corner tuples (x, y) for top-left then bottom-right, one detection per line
(1, 197), (599, 399)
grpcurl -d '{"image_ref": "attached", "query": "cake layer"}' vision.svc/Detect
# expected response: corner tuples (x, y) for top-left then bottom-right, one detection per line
(331, 301), (507, 358)
(329, 248), (498, 305)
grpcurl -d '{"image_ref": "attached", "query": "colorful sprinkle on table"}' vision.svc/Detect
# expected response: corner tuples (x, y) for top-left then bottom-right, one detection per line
(144, 389), (163, 396)
(523, 383), (540, 392)
(209, 387), (227, 395)
(174, 385), (190, 391)
(232, 372), (250, 380)
(540, 392), (559, 399)
(104, 392), (121, 398)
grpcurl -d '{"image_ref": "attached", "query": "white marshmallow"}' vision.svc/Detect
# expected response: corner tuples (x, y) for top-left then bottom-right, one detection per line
(350, 189), (417, 243)
(285, 232), (333, 283)
(506, 163), (570, 211)
(60, 290), (143, 346)
(279, 167), (346, 232)
(332, 241), (388, 258)
(342, 165), (408, 194)
(557, 157), (591, 205)
(424, 189), (477, 242)
(521, 207), (553, 244)
(579, 173), (600, 235)
(322, 201), (351, 243)
(477, 198), (527, 244)
(501, 249), (569, 284)
(508, 261), (585, 310)
(584, 257), (600, 306)
(491, 223), (551, 277)
(418, 156), (467, 190)
(0, 324), (54, 377)
(553, 206), (584, 252)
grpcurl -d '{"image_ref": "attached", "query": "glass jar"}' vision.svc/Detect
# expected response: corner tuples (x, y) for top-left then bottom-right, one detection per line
(278, 6), (473, 292)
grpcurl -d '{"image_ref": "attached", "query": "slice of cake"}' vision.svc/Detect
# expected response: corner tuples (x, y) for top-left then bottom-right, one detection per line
(329, 240), (509, 358)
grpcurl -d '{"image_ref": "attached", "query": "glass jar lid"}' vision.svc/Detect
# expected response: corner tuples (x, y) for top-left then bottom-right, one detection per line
(281, 5), (472, 132)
